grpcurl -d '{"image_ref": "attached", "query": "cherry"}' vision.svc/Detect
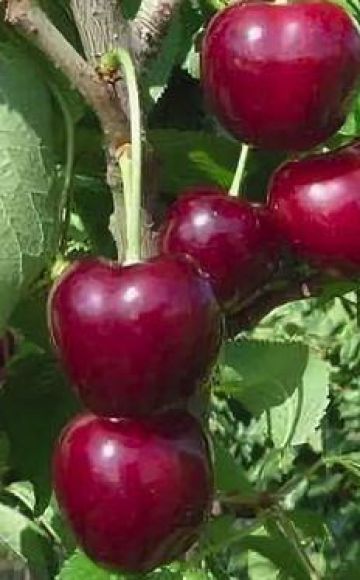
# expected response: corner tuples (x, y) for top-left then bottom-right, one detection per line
(201, 1), (360, 151)
(159, 189), (279, 311)
(48, 254), (221, 417)
(53, 410), (213, 574)
(267, 140), (360, 275)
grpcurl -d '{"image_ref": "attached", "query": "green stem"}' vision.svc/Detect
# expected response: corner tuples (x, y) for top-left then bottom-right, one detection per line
(116, 48), (142, 264)
(48, 80), (75, 252)
(228, 143), (250, 197)
(275, 507), (321, 580)
(277, 458), (324, 497)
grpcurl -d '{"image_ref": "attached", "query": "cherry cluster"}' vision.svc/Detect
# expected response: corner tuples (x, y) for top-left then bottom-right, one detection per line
(48, 0), (360, 575)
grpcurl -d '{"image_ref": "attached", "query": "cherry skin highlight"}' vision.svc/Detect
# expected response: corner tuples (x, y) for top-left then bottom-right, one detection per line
(53, 410), (213, 574)
(159, 189), (279, 312)
(267, 140), (360, 275)
(48, 254), (222, 417)
(202, 1), (360, 151)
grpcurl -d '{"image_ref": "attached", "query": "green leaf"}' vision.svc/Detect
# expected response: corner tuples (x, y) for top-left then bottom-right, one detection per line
(335, 557), (360, 580)
(248, 548), (278, 580)
(149, 130), (239, 195)
(0, 431), (9, 479)
(0, 501), (53, 579)
(288, 509), (330, 545)
(57, 550), (115, 580)
(144, 16), (182, 105)
(41, 496), (76, 554)
(265, 353), (330, 448)
(218, 338), (330, 448)
(218, 339), (309, 415)
(121, 0), (142, 19)
(4, 481), (36, 514)
(0, 350), (79, 513)
(239, 521), (312, 580)
(330, 452), (360, 481)
(213, 440), (255, 497)
(72, 175), (116, 258)
(57, 551), (185, 580)
(0, 44), (58, 333)
(144, 0), (203, 106)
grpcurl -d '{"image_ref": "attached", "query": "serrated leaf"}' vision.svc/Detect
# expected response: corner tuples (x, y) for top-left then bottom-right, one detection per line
(149, 130), (239, 195)
(57, 550), (115, 580)
(218, 339), (309, 415)
(145, 16), (182, 105)
(0, 351), (79, 513)
(265, 353), (330, 448)
(0, 44), (58, 333)
(0, 501), (53, 579)
(213, 440), (255, 497)
(144, 0), (203, 106)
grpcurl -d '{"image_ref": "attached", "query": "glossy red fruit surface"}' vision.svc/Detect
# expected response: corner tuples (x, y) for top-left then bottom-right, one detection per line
(159, 190), (279, 311)
(202, 1), (360, 151)
(53, 410), (213, 574)
(268, 141), (360, 274)
(48, 254), (221, 417)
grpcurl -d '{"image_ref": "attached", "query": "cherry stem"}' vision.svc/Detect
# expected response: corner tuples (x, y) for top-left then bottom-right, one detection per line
(228, 143), (250, 197)
(116, 48), (142, 265)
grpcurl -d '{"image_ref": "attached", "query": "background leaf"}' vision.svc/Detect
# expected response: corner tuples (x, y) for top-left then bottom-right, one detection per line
(0, 350), (79, 513)
(0, 501), (53, 579)
(218, 339), (309, 415)
(57, 550), (114, 580)
(265, 353), (330, 448)
(0, 44), (58, 333)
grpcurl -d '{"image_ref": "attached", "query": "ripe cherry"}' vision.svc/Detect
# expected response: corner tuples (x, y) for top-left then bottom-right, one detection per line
(159, 189), (279, 312)
(267, 140), (360, 275)
(202, 1), (360, 151)
(53, 410), (213, 574)
(48, 254), (221, 417)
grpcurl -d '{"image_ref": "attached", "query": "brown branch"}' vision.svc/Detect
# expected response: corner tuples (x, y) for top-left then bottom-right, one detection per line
(132, 0), (183, 67)
(4, 0), (129, 149)
(226, 274), (326, 336)
(70, 0), (132, 119)
(70, 0), (130, 64)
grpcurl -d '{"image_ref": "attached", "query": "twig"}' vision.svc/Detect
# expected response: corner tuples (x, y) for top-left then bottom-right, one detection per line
(274, 507), (321, 580)
(132, 0), (183, 67)
(70, 0), (132, 119)
(226, 272), (326, 335)
(70, 0), (130, 63)
(4, 0), (129, 149)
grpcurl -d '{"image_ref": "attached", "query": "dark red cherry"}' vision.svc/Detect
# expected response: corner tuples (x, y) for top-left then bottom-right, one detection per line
(268, 140), (360, 275)
(159, 189), (279, 311)
(53, 410), (213, 574)
(202, 1), (360, 151)
(48, 254), (221, 417)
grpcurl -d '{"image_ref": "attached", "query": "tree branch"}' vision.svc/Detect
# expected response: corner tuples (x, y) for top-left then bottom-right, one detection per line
(70, 0), (132, 118)
(132, 0), (183, 67)
(70, 0), (130, 64)
(226, 273), (326, 336)
(4, 0), (129, 149)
